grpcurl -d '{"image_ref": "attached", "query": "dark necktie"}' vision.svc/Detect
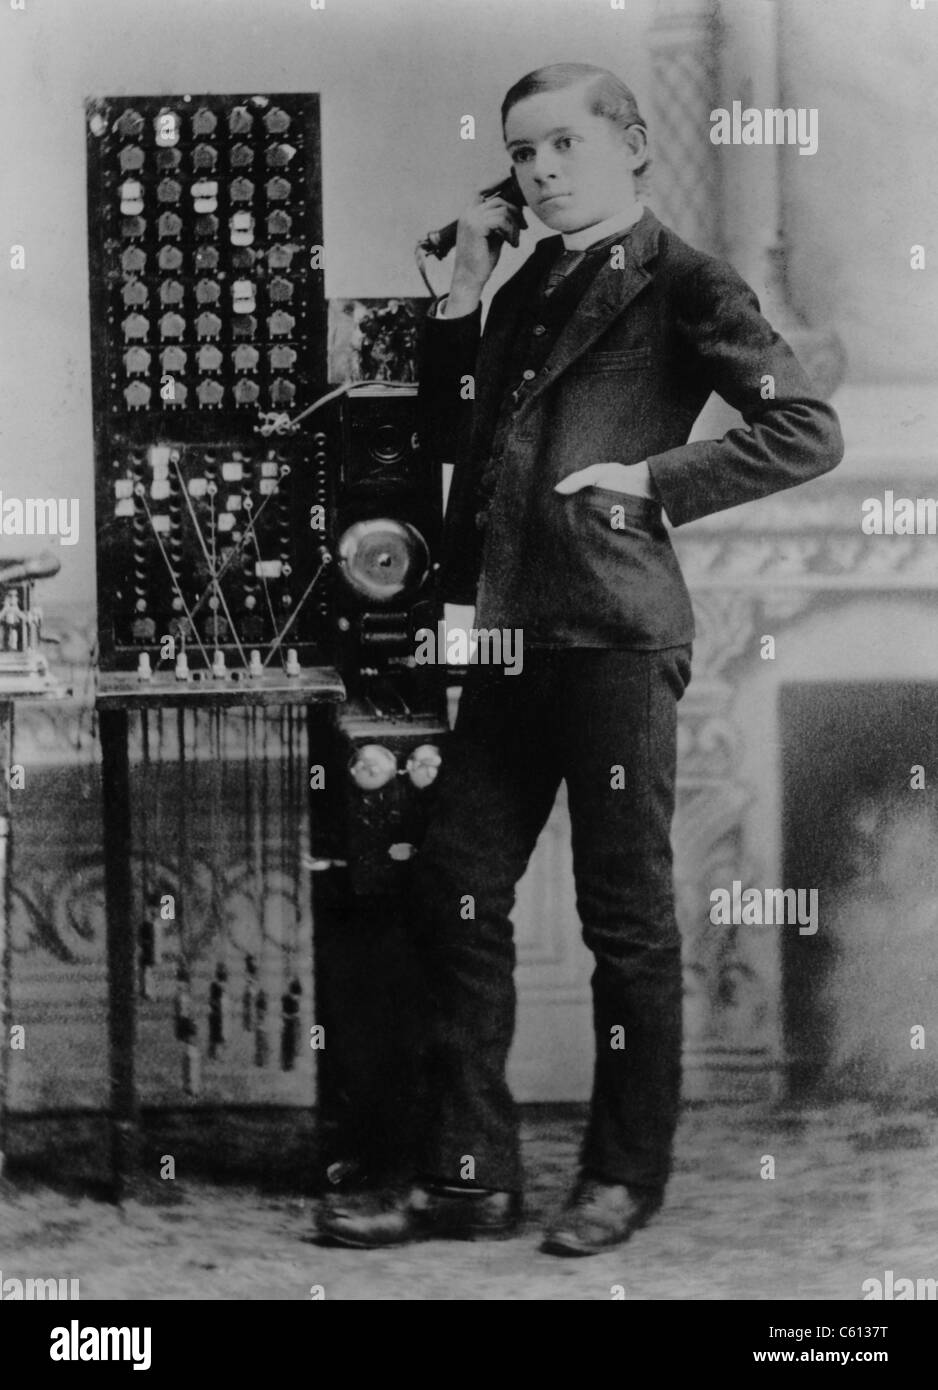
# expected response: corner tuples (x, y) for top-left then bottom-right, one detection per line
(542, 248), (586, 295)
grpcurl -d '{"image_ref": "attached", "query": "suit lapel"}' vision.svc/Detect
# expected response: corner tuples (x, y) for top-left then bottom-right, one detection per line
(520, 207), (662, 408)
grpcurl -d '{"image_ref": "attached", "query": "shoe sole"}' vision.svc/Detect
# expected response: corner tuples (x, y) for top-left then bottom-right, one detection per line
(315, 1229), (422, 1250)
(540, 1212), (656, 1258)
(316, 1223), (522, 1250)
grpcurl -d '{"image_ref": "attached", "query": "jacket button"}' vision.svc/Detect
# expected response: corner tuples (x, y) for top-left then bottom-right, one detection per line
(533, 325), (546, 336)
(474, 510), (488, 531)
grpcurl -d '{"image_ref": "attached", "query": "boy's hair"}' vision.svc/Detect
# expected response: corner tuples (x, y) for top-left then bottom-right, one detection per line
(501, 63), (651, 187)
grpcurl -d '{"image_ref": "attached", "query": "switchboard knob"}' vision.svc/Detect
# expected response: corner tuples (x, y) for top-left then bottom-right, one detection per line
(123, 381), (151, 410)
(119, 145), (145, 173)
(270, 345), (296, 370)
(161, 346), (187, 374)
(158, 212), (183, 239)
(160, 280), (184, 306)
(192, 180), (219, 213)
(269, 277), (293, 303)
(232, 280), (257, 314)
(192, 144), (218, 172)
(234, 379), (260, 404)
(124, 346), (151, 375)
(198, 344), (223, 372)
(157, 178), (182, 205)
(120, 179), (145, 215)
(154, 110), (181, 147)
(195, 279), (221, 305)
(122, 312), (149, 341)
(266, 144), (296, 168)
(230, 211), (255, 246)
(266, 210), (291, 236)
(195, 312), (222, 340)
(230, 177), (254, 204)
(115, 108), (144, 138)
(228, 105), (253, 135)
(234, 344), (260, 373)
(270, 377), (295, 405)
(266, 177), (291, 202)
(160, 312), (186, 340)
(197, 380), (225, 407)
(194, 215), (219, 239)
(192, 107), (218, 137)
(263, 107), (291, 135)
(122, 280), (148, 307)
(268, 310), (295, 337)
(158, 245), (183, 272)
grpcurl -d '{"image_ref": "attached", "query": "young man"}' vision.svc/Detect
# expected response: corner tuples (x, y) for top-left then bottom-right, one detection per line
(318, 62), (843, 1255)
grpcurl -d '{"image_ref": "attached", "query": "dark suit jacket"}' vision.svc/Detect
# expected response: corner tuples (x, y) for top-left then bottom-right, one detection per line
(419, 206), (844, 647)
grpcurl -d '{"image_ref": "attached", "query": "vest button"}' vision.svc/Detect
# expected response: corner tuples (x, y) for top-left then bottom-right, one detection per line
(522, 369), (536, 380)
(533, 325), (546, 336)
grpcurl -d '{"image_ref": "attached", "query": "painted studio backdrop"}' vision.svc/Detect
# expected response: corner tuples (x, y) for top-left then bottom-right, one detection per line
(1, 0), (936, 1137)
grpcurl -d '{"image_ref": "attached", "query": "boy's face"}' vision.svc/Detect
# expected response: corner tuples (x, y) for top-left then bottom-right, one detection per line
(504, 83), (643, 234)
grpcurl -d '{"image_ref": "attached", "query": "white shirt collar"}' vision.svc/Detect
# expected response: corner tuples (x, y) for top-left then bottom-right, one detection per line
(561, 201), (644, 251)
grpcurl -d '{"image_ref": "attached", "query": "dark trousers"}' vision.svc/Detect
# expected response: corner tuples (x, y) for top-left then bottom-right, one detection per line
(410, 645), (693, 1194)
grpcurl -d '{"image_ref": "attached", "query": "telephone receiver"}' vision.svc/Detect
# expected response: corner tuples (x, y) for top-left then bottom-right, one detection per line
(418, 172), (527, 260)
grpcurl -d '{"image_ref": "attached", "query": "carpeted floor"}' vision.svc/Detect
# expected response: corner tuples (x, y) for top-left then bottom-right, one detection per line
(2, 1101), (937, 1300)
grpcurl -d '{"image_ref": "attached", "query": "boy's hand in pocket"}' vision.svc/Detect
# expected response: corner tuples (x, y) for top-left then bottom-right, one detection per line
(554, 461), (656, 498)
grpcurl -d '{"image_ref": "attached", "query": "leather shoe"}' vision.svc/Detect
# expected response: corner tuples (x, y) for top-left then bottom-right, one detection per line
(316, 1182), (523, 1248)
(541, 1176), (661, 1257)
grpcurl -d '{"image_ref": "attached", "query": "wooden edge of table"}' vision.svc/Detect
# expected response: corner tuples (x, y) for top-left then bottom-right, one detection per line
(94, 666), (347, 709)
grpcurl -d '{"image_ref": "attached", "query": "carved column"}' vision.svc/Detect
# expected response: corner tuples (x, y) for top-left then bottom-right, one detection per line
(673, 593), (782, 1099)
(716, 0), (847, 396)
(648, 0), (849, 1100)
(646, 0), (724, 256)
(0, 704), (11, 1177)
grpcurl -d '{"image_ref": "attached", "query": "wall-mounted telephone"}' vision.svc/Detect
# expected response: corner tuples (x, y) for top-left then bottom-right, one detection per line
(417, 172), (527, 261)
